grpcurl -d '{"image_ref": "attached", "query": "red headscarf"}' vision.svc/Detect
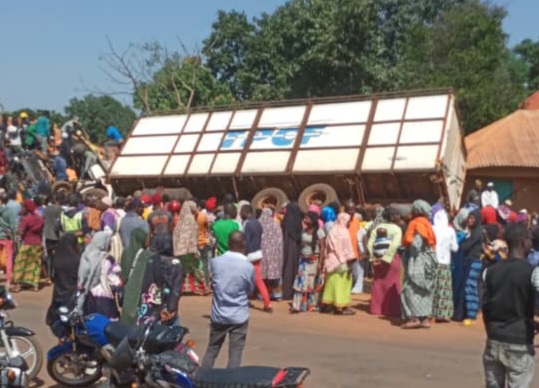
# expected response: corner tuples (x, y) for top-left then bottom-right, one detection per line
(206, 197), (217, 212)
(23, 199), (36, 213)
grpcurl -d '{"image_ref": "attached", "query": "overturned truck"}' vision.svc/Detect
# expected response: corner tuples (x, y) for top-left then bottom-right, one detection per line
(108, 89), (467, 212)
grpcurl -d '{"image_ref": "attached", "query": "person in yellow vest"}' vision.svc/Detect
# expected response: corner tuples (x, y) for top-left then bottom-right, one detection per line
(56, 194), (87, 246)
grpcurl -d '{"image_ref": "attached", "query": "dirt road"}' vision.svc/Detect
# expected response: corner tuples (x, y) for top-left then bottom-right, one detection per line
(9, 288), (538, 387)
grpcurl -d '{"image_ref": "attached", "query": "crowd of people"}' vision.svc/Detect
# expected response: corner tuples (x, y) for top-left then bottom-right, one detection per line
(0, 112), (124, 187)
(0, 182), (537, 385)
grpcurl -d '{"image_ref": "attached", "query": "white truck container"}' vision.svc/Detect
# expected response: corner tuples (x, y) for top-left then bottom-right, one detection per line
(108, 89), (467, 211)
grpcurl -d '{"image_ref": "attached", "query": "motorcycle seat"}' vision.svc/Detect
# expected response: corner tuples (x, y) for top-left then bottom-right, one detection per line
(104, 322), (143, 347)
(193, 366), (282, 388)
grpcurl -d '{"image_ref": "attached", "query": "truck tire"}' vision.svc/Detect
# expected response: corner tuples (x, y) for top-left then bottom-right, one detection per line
(252, 188), (289, 212)
(298, 183), (338, 213)
(81, 188), (108, 200)
(51, 181), (73, 196)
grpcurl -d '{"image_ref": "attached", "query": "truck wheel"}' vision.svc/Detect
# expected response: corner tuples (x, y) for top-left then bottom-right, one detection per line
(252, 188), (289, 212)
(81, 188), (108, 200)
(52, 181), (73, 196)
(298, 183), (338, 213)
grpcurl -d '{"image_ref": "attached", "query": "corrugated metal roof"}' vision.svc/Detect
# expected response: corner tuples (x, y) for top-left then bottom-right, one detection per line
(523, 91), (539, 110)
(465, 109), (539, 169)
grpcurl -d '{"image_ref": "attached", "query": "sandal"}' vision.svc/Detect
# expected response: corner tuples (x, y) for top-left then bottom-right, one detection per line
(342, 308), (356, 316)
(32, 287), (40, 292)
(401, 320), (422, 329)
(421, 320), (431, 329)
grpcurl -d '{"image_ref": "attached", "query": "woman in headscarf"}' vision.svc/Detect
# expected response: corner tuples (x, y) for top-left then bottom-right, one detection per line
(291, 211), (326, 313)
(400, 200), (437, 329)
(260, 208), (284, 301)
(431, 208), (458, 322)
(11, 199), (44, 292)
(281, 203), (303, 300)
(77, 232), (121, 319)
(367, 207), (403, 317)
(460, 208), (483, 326)
(308, 204), (324, 229)
(173, 200), (206, 295)
(46, 233), (80, 326)
(120, 228), (154, 325)
(321, 212), (356, 315)
(451, 207), (470, 321)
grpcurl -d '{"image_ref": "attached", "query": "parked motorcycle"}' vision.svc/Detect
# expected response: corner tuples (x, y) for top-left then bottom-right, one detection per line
(108, 322), (310, 388)
(46, 305), (188, 386)
(0, 285), (43, 387)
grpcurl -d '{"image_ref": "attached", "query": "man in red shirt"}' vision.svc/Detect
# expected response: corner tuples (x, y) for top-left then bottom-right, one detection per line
(481, 206), (498, 225)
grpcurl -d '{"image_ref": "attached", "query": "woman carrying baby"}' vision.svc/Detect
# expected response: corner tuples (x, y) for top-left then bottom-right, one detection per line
(367, 207), (403, 317)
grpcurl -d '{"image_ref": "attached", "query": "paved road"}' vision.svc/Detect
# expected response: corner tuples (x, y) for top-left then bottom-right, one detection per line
(8, 287), (539, 387)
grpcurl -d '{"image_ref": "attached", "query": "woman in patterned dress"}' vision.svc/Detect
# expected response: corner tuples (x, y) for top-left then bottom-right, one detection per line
(11, 199), (44, 292)
(174, 200), (206, 295)
(432, 208), (458, 322)
(260, 208), (284, 300)
(291, 211), (326, 313)
(400, 200), (437, 329)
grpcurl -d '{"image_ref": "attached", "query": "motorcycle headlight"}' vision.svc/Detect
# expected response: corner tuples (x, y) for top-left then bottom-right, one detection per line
(60, 315), (69, 323)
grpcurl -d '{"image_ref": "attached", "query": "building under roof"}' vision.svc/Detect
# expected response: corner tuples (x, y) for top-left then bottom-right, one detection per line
(465, 108), (539, 210)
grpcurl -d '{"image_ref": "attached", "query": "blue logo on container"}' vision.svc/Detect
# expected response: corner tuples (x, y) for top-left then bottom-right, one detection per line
(220, 126), (325, 149)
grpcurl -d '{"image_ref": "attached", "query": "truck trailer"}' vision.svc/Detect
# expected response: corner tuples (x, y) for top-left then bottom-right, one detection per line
(108, 89), (467, 212)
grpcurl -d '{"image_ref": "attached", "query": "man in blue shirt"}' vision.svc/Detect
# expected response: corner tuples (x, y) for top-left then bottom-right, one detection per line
(201, 231), (254, 369)
(104, 125), (124, 160)
(35, 111), (51, 155)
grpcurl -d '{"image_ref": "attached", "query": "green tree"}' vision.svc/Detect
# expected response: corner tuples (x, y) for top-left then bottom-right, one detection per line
(134, 52), (234, 113)
(514, 38), (539, 91)
(203, 0), (525, 132)
(64, 94), (137, 143)
(203, 0), (468, 101)
(400, 0), (527, 132)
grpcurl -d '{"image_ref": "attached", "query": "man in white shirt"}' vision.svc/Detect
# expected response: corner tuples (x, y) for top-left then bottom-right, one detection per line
(481, 182), (499, 209)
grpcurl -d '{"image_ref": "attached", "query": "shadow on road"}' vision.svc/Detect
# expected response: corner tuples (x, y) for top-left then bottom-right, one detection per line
(352, 301), (402, 327)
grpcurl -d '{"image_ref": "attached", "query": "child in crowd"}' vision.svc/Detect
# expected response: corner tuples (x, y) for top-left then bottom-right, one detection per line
(372, 227), (391, 266)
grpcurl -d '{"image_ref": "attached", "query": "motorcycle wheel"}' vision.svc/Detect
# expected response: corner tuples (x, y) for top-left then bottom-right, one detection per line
(5, 335), (43, 380)
(46, 350), (103, 387)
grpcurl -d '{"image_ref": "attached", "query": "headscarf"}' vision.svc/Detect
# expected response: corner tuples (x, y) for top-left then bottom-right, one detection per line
(412, 199), (432, 219)
(325, 213), (355, 273)
(309, 204), (324, 229)
(120, 228), (155, 325)
(321, 207), (336, 223)
(260, 208), (284, 280)
(461, 208), (483, 261)
(23, 199), (36, 213)
(433, 209), (456, 261)
(206, 197), (217, 212)
(173, 200), (198, 256)
(282, 203), (303, 243)
(453, 207), (470, 233)
(403, 202), (436, 248)
(431, 202), (444, 222)
(46, 233), (80, 326)
(77, 232), (112, 309)
(120, 228), (149, 282)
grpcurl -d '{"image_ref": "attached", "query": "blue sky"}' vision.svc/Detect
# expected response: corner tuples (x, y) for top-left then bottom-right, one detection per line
(0, 0), (537, 112)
